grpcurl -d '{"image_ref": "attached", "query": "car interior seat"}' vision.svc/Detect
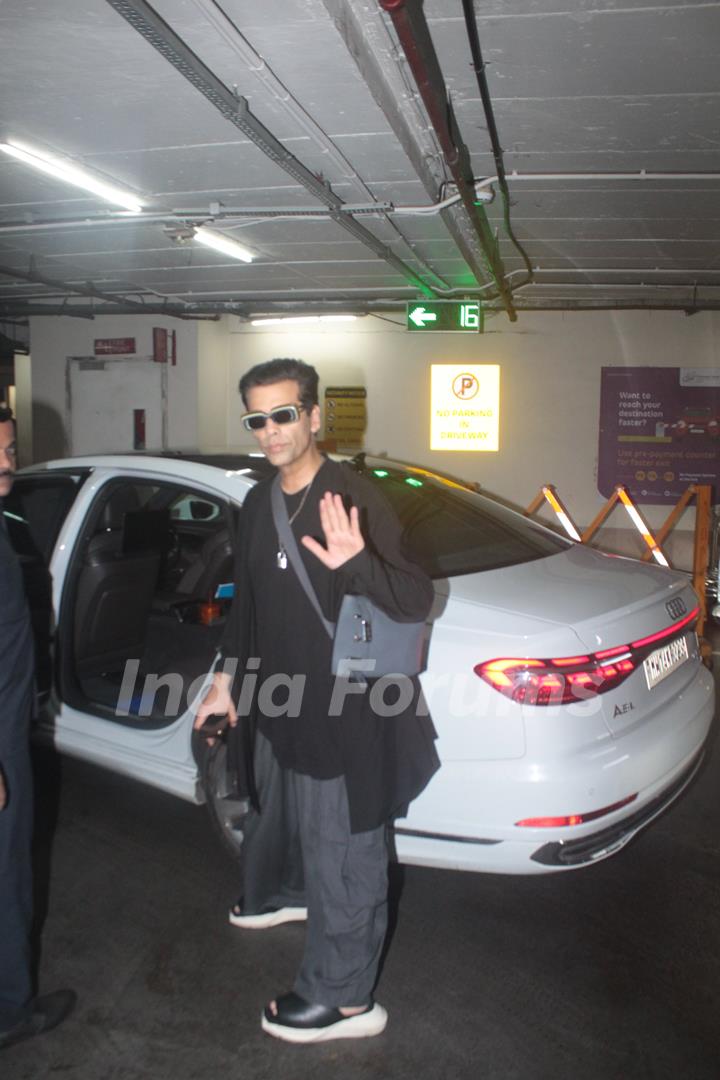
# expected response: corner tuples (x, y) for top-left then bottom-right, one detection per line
(152, 523), (233, 620)
(176, 525), (233, 599)
(73, 487), (168, 677)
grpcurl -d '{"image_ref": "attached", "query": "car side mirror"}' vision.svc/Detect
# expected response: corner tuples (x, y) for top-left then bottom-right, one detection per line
(189, 500), (214, 521)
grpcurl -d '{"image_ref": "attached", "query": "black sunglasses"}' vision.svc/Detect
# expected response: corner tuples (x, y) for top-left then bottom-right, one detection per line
(241, 403), (306, 432)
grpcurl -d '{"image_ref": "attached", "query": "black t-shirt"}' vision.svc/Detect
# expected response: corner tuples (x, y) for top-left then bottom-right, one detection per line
(219, 458), (440, 829)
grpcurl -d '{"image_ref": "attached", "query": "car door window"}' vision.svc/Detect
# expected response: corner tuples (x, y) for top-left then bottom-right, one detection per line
(4, 473), (87, 562)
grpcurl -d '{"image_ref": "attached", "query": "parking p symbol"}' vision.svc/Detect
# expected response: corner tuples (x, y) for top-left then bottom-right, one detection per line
(452, 373), (479, 400)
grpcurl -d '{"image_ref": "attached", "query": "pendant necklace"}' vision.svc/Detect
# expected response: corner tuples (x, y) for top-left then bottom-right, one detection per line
(277, 473), (316, 570)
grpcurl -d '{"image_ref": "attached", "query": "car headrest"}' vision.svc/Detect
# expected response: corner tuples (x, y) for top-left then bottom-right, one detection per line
(101, 486), (143, 530)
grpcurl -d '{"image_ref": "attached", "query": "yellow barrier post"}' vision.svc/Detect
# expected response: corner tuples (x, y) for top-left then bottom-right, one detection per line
(524, 486), (581, 541)
(615, 487), (669, 567)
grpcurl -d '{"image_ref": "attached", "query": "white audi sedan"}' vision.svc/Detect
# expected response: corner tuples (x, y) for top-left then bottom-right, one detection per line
(7, 452), (714, 874)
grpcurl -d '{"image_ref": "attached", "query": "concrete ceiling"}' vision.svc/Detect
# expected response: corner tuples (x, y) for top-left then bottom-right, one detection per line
(1, 0), (719, 332)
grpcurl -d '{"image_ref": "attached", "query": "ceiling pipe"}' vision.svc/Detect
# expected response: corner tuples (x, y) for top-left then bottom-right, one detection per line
(483, 298), (720, 312)
(378, 0), (517, 321)
(2, 166), (718, 235)
(483, 171), (720, 185)
(0, 263), (206, 318)
(322, 0), (502, 306)
(527, 268), (720, 278)
(104, 0), (438, 299)
(0, 304), (94, 320)
(0, 263), (128, 302)
(0, 196), (471, 236)
(7, 293), (720, 319)
(185, 0), (449, 292)
(0, 301), (221, 320)
(460, 0), (533, 288)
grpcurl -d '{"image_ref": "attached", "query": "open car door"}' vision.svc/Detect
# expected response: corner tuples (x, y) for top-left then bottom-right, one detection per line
(3, 471), (88, 702)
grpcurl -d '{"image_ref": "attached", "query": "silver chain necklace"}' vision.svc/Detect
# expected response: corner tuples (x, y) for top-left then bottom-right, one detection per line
(276, 473), (316, 570)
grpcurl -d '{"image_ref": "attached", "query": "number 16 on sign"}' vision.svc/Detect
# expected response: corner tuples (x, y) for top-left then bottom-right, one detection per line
(460, 303), (480, 329)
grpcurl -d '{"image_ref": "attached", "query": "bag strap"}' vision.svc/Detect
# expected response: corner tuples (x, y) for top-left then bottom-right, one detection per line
(270, 475), (334, 639)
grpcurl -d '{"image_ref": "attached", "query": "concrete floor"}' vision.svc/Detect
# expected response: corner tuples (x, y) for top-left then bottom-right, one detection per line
(5, 639), (720, 1080)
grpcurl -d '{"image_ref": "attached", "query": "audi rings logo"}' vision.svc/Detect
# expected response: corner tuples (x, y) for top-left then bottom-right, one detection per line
(665, 597), (687, 620)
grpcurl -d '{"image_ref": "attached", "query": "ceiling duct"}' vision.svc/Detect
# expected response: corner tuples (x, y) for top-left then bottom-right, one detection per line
(378, 0), (517, 321)
(0, 263), (204, 319)
(0, 302), (223, 319)
(104, 0), (439, 299)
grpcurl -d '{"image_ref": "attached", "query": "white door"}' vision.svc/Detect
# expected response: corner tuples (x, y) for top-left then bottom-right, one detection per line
(67, 357), (167, 454)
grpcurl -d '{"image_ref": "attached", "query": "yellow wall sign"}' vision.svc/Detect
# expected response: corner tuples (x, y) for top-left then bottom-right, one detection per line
(430, 364), (500, 451)
(324, 386), (367, 448)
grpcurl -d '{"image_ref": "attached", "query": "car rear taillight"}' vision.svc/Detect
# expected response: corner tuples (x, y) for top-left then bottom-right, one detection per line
(476, 654), (635, 705)
(474, 606), (698, 706)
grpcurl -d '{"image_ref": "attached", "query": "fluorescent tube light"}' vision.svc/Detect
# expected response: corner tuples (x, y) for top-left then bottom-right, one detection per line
(0, 140), (144, 213)
(193, 226), (254, 263)
(250, 315), (357, 326)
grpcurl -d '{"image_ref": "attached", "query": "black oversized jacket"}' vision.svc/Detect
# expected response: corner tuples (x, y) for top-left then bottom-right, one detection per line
(219, 457), (440, 832)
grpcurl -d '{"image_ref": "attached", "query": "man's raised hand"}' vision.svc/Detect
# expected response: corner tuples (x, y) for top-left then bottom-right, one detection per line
(301, 491), (365, 569)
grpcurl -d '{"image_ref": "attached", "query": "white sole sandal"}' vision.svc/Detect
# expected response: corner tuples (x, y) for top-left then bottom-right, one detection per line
(261, 993), (388, 1044)
(228, 903), (307, 929)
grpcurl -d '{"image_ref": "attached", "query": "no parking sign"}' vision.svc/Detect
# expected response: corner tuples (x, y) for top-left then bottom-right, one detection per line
(430, 364), (500, 451)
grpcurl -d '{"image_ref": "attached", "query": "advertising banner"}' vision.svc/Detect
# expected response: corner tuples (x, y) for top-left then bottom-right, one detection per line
(598, 367), (719, 503)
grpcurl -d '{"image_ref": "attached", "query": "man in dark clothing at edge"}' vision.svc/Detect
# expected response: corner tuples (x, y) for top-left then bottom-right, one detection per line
(195, 359), (439, 1044)
(0, 406), (76, 1051)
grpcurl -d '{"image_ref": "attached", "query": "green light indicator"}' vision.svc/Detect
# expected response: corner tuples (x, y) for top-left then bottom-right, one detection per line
(405, 477), (423, 487)
(408, 305), (437, 328)
(373, 469), (389, 478)
(406, 300), (482, 333)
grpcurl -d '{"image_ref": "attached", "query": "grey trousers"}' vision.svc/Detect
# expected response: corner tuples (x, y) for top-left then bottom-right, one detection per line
(0, 744), (34, 1030)
(242, 731), (388, 1007)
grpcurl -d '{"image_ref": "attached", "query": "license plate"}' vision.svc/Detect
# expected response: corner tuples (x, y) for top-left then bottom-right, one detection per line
(643, 635), (689, 689)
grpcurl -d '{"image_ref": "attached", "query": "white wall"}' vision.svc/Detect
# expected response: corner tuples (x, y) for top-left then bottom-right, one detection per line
(29, 314), (199, 461)
(24, 307), (718, 571)
(197, 319), (231, 451)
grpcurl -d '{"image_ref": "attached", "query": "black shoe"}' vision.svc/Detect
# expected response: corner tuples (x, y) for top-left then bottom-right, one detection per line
(0, 990), (77, 1050)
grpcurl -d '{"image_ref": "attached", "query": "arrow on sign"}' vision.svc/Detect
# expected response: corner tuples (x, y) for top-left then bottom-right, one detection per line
(409, 306), (437, 328)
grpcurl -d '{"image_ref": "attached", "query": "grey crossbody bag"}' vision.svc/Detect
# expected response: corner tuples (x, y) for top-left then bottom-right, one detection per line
(270, 475), (427, 677)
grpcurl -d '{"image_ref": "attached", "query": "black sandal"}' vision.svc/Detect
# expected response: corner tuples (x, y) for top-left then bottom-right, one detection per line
(261, 991), (387, 1043)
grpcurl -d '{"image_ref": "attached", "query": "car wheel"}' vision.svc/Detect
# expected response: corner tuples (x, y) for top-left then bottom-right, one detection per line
(201, 737), (248, 863)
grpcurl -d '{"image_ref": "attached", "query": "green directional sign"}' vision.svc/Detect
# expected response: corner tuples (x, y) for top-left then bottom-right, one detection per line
(406, 300), (483, 333)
